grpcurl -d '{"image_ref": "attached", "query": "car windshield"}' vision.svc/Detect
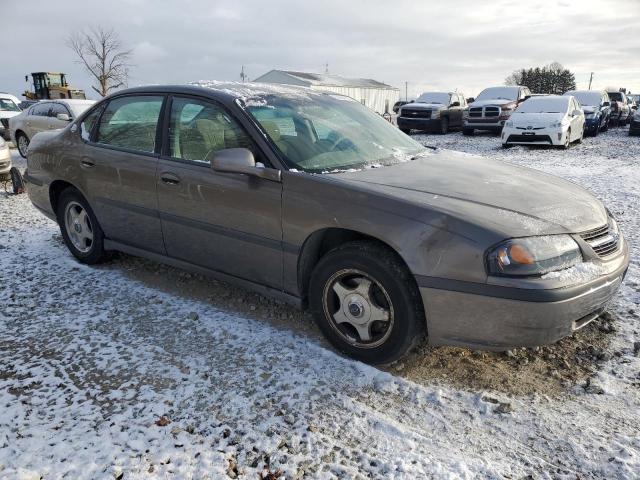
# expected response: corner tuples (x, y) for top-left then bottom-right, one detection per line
(245, 93), (428, 173)
(515, 97), (568, 114)
(415, 92), (450, 104)
(566, 91), (601, 106)
(0, 99), (20, 112)
(475, 87), (519, 101)
(67, 102), (95, 117)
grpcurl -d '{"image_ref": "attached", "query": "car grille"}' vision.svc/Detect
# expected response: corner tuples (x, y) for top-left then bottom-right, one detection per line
(580, 224), (620, 257)
(401, 109), (431, 119)
(469, 106), (500, 118)
(506, 134), (552, 144)
(515, 126), (545, 130)
(0, 119), (8, 129)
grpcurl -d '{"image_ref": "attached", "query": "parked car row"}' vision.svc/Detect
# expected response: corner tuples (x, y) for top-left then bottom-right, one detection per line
(398, 85), (638, 145)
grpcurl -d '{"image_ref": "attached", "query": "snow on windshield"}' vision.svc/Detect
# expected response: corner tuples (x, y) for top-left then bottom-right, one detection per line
(416, 92), (450, 104)
(475, 87), (519, 101)
(565, 91), (600, 107)
(515, 97), (569, 114)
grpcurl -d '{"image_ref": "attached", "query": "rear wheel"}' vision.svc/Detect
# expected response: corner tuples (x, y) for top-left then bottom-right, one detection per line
(439, 117), (449, 135)
(16, 132), (29, 158)
(309, 241), (425, 365)
(462, 128), (474, 136)
(602, 117), (609, 131)
(400, 128), (411, 135)
(56, 188), (107, 264)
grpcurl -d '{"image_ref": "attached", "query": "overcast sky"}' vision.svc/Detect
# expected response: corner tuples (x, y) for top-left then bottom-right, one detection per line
(2, 0), (639, 100)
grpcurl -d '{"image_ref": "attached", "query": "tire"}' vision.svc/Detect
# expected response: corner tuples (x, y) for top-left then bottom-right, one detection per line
(439, 117), (449, 135)
(16, 132), (29, 158)
(56, 188), (107, 265)
(602, 118), (609, 132)
(592, 125), (599, 137)
(308, 241), (425, 365)
(502, 143), (512, 149)
(462, 128), (474, 136)
(400, 128), (411, 135)
(577, 127), (584, 144)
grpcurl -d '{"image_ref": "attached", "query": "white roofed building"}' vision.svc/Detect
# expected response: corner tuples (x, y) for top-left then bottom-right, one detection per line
(253, 70), (400, 115)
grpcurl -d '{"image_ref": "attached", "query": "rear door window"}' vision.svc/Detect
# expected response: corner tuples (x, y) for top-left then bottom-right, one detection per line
(96, 95), (164, 153)
(49, 103), (70, 117)
(31, 103), (51, 117)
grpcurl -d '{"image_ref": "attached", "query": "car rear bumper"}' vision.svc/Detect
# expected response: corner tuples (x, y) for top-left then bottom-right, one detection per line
(397, 117), (441, 131)
(416, 242), (629, 350)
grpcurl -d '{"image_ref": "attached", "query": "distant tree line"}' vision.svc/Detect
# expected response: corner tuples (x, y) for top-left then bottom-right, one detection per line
(505, 62), (576, 94)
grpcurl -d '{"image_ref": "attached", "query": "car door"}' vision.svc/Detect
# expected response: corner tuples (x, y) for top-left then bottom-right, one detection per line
(156, 95), (283, 289)
(450, 94), (464, 126)
(78, 94), (166, 253)
(569, 99), (583, 139)
(47, 103), (72, 130)
(25, 102), (52, 138)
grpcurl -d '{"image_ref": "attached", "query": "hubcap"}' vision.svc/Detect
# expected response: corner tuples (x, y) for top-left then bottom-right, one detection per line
(322, 269), (394, 348)
(64, 201), (93, 253)
(18, 136), (29, 155)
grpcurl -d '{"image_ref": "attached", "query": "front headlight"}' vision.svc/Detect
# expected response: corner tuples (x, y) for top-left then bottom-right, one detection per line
(505, 120), (513, 127)
(431, 109), (441, 119)
(486, 235), (582, 277)
(550, 120), (566, 128)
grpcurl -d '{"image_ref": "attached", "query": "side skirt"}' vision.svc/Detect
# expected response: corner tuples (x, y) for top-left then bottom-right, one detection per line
(104, 239), (304, 308)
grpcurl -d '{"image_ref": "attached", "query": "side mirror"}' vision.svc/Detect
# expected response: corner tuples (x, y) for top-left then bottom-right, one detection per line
(450, 101), (460, 107)
(523, 95), (532, 101)
(211, 148), (281, 182)
(603, 101), (610, 107)
(466, 97), (475, 104)
(56, 113), (71, 121)
(572, 109), (582, 117)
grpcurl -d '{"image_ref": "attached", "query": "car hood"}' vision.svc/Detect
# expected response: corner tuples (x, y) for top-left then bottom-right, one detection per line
(0, 111), (21, 120)
(403, 103), (446, 111)
(332, 150), (607, 237)
(509, 112), (565, 128)
(581, 106), (599, 114)
(469, 99), (515, 108)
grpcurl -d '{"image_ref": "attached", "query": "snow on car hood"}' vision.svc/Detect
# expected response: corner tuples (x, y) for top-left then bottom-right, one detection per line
(510, 112), (564, 128)
(333, 149), (607, 236)
(468, 99), (514, 108)
(0, 111), (21, 120)
(582, 106), (598, 114)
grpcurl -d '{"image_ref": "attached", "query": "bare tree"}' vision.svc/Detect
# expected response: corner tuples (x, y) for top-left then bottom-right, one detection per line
(67, 27), (132, 97)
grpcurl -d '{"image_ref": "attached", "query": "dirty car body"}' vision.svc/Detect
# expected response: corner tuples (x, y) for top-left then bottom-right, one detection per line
(24, 83), (629, 363)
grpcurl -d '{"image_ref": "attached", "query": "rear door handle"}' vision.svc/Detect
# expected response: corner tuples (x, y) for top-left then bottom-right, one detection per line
(80, 159), (95, 168)
(160, 172), (180, 185)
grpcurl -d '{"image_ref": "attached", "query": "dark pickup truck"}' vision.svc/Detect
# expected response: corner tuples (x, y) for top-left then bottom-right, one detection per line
(397, 92), (466, 134)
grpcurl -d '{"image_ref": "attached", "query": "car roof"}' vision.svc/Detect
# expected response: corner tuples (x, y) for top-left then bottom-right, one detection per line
(107, 81), (328, 104)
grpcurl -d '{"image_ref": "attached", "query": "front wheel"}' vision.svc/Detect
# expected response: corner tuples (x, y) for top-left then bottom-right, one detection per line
(16, 132), (29, 158)
(56, 188), (107, 264)
(439, 117), (449, 135)
(309, 241), (425, 365)
(561, 128), (571, 149)
(462, 128), (474, 136)
(400, 128), (411, 135)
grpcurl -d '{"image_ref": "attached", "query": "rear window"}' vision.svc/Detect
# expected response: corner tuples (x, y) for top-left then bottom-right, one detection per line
(0, 98), (20, 112)
(96, 96), (163, 153)
(608, 92), (623, 102)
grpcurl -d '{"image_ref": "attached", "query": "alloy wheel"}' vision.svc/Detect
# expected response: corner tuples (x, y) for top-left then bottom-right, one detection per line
(322, 269), (394, 348)
(17, 135), (29, 157)
(64, 201), (94, 253)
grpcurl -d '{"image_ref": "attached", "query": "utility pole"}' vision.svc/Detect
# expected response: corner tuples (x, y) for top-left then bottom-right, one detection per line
(324, 62), (329, 74)
(240, 66), (247, 83)
(588, 72), (593, 90)
(405, 81), (408, 101)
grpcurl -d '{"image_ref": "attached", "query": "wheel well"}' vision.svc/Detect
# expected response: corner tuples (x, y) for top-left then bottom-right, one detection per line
(15, 129), (26, 140)
(297, 228), (411, 300)
(49, 180), (76, 215)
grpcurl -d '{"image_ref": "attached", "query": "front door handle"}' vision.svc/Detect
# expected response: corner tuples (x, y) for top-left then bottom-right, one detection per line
(80, 159), (95, 168)
(160, 172), (180, 185)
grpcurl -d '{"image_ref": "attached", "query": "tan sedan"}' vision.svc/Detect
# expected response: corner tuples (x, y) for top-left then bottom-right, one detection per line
(10, 99), (95, 158)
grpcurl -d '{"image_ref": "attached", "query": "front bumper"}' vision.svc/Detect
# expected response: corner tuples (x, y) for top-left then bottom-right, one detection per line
(502, 126), (567, 146)
(416, 239), (629, 350)
(463, 119), (506, 131)
(584, 117), (600, 133)
(397, 117), (441, 131)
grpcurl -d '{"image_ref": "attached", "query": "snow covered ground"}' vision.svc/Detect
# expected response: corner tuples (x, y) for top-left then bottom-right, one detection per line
(1, 126), (639, 479)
